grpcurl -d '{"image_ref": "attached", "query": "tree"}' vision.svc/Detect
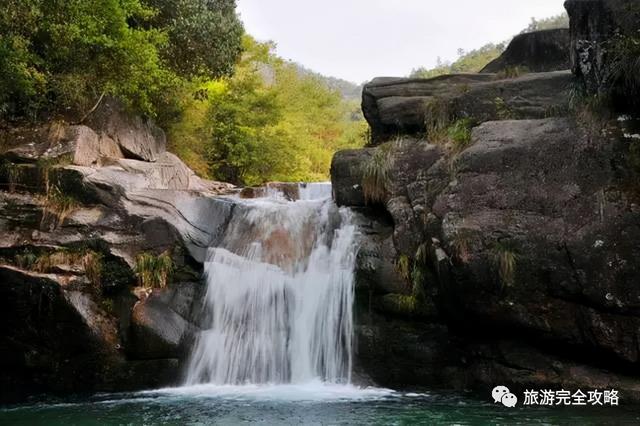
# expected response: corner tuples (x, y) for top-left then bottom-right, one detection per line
(145, 0), (244, 79)
(0, 0), (244, 122)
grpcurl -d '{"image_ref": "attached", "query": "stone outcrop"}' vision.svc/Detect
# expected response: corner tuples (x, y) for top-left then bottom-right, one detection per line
(340, 115), (640, 398)
(362, 71), (571, 145)
(336, 1), (640, 399)
(0, 102), (238, 402)
(85, 97), (167, 162)
(481, 29), (570, 73)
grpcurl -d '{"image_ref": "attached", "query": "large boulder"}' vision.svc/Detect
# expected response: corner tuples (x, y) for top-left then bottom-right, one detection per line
(362, 71), (571, 145)
(2, 124), (123, 166)
(85, 97), (166, 162)
(0, 266), (181, 402)
(331, 148), (374, 207)
(481, 29), (571, 73)
(430, 118), (640, 364)
(127, 283), (203, 360)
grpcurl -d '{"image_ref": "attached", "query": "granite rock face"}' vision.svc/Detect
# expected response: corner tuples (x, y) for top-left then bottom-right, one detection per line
(362, 71), (571, 145)
(0, 104), (236, 402)
(481, 29), (571, 73)
(336, 2), (640, 398)
(565, 0), (640, 105)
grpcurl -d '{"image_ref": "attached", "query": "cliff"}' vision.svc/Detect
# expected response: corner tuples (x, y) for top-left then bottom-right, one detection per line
(0, 99), (234, 402)
(334, 0), (640, 399)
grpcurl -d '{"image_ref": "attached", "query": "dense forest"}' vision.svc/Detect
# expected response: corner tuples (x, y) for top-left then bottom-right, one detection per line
(0, 2), (567, 185)
(0, 0), (365, 185)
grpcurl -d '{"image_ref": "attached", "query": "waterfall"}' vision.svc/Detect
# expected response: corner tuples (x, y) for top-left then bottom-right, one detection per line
(185, 183), (357, 386)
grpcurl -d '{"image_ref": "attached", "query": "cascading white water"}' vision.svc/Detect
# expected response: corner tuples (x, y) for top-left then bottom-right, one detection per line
(185, 183), (357, 386)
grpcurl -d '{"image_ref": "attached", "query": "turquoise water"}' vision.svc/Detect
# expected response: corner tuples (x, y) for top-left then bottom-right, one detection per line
(1, 384), (638, 425)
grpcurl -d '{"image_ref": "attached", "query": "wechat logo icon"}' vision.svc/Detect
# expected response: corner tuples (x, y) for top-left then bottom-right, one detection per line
(492, 386), (518, 407)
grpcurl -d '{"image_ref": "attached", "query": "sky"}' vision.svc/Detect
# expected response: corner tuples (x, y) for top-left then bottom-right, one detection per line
(236, 0), (566, 83)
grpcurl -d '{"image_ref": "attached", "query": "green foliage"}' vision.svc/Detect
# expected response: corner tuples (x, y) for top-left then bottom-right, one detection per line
(608, 31), (640, 108)
(171, 36), (365, 184)
(146, 0), (244, 79)
(409, 13), (568, 79)
(410, 44), (506, 78)
(494, 97), (515, 120)
(395, 255), (411, 283)
(447, 118), (476, 151)
(490, 241), (519, 288)
(135, 251), (174, 288)
(0, 0), (243, 121)
(362, 143), (393, 204)
(522, 13), (569, 33)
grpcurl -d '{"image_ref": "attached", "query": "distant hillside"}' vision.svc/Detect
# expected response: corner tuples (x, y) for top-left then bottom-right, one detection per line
(294, 64), (363, 100)
(410, 12), (569, 78)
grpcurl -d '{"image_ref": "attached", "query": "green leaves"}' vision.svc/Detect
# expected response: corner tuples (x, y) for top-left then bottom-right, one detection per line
(0, 0), (243, 121)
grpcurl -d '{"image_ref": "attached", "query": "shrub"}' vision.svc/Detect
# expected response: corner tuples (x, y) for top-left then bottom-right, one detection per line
(362, 143), (393, 204)
(135, 251), (174, 289)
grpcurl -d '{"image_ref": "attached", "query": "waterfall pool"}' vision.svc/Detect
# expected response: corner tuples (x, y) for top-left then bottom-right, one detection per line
(4, 184), (638, 424)
(2, 384), (637, 425)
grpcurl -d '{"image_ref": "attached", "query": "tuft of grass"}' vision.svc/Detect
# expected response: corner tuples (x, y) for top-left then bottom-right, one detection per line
(425, 97), (451, 144)
(608, 32), (640, 107)
(27, 248), (103, 293)
(447, 118), (476, 151)
(451, 230), (474, 264)
(497, 65), (528, 79)
(362, 143), (393, 204)
(41, 186), (79, 230)
(395, 255), (411, 283)
(36, 156), (72, 194)
(135, 251), (174, 289)
(490, 241), (519, 288)
(494, 97), (515, 120)
(82, 251), (103, 294)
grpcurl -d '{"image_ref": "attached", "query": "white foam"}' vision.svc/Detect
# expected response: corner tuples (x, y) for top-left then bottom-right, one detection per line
(153, 382), (396, 402)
